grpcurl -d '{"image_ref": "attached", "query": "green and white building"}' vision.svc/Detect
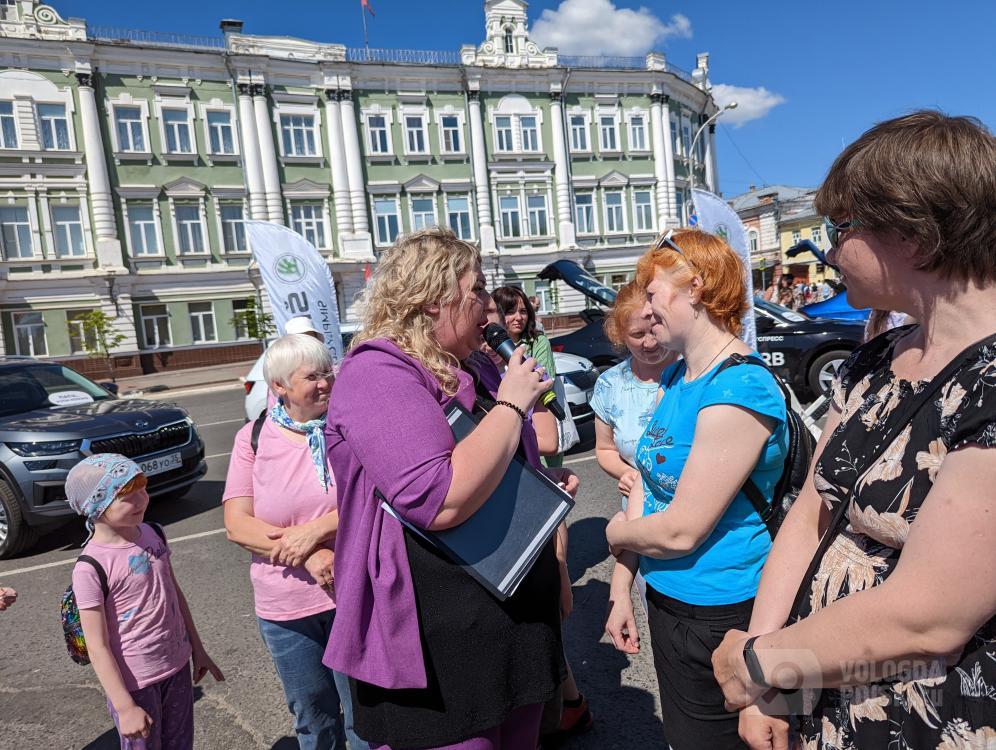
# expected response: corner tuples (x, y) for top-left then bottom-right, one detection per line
(0, 0), (721, 376)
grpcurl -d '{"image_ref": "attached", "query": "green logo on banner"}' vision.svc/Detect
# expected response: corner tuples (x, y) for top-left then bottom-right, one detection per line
(274, 255), (305, 283)
(714, 223), (730, 241)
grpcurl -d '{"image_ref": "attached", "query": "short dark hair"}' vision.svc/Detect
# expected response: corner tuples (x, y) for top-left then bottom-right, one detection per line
(815, 110), (996, 283)
(492, 286), (537, 340)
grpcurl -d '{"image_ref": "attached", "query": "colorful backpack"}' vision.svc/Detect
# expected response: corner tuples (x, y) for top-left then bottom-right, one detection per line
(61, 523), (167, 665)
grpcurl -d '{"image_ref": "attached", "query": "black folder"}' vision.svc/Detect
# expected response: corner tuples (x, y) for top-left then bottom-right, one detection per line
(380, 401), (575, 600)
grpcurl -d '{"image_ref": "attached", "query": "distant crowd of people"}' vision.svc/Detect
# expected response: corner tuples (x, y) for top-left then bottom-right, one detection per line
(759, 276), (835, 309)
(5, 110), (993, 750)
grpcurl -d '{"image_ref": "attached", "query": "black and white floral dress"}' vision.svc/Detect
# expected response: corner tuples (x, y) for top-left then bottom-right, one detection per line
(795, 326), (996, 750)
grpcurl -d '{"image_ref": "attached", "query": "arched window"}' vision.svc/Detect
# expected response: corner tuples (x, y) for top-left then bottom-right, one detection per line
(504, 28), (515, 54)
(748, 229), (759, 254)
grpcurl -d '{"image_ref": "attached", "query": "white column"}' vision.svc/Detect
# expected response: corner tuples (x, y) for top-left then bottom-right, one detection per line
(649, 92), (670, 229)
(548, 91), (575, 248)
(706, 124), (720, 194)
(252, 86), (284, 224)
(322, 89), (354, 236)
(337, 90), (369, 235)
(662, 95), (678, 226)
(467, 90), (496, 252)
(236, 84), (268, 221)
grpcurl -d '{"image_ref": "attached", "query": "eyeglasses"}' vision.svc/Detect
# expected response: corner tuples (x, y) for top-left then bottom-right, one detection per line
(652, 229), (697, 272)
(300, 371), (335, 383)
(823, 217), (863, 249)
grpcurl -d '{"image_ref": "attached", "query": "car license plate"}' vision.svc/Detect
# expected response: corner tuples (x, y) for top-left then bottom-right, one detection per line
(139, 452), (182, 477)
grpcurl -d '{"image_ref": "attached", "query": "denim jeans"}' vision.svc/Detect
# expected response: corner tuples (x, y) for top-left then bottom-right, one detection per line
(258, 609), (366, 749)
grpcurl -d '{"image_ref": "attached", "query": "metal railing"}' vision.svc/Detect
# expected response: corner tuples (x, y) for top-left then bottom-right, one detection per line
(558, 54), (693, 82)
(346, 47), (462, 66)
(88, 25), (225, 52)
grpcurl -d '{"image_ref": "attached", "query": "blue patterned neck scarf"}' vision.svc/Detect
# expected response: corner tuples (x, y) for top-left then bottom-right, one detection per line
(269, 402), (330, 492)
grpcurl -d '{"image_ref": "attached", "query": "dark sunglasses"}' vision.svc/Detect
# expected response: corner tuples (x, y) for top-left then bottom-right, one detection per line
(652, 229), (698, 272)
(823, 217), (863, 249)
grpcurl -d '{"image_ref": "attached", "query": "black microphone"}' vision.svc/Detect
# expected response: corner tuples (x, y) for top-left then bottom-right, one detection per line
(483, 323), (566, 420)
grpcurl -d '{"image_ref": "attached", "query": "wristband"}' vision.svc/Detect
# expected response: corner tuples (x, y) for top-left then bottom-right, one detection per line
(743, 635), (771, 689)
(494, 400), (527, 421)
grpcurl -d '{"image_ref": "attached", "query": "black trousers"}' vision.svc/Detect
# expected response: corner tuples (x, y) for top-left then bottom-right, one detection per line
(645, 586), (753, 750)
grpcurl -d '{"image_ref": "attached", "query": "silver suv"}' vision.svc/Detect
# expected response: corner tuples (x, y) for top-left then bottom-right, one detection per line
(0, 357), (206, 558)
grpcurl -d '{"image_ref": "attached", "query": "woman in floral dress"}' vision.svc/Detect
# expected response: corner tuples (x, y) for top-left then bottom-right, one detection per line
(712, 110), (996, 750)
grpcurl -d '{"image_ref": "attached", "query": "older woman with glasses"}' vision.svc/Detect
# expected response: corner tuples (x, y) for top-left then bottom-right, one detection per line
(604, 229), (789, 750)
(712, 111), (996, 750)
(223, 334), (361, 749)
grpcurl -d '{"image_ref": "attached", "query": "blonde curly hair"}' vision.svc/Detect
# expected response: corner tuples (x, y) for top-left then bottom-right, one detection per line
(350, 227), (481, 395)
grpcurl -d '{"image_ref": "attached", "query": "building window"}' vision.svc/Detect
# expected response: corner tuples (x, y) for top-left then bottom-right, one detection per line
(280, 114), (317, 156)
(675, 189), (685, 223)
(367, 115), (389, 154)
(0, 101), (17, 148)
(749, 230), (759, 254)
(534, 280), (553, 313)
(440, 115), (461, 153)
(670, 119), (681, 156)
(634, 190), (654, 232)
(604, 191), (624, 232)
(791, 229), (801, 245)
(162, 108), (192, 153)
(574, 193), (594, 234)
(67, 309), (98, 354)
(174, 204), (204, 254)
(499, 195), (521, 238)
(527, 195), (548, 236)
(140, 304), (171, 349)
(629, 115), (647, 151)
(411, 197), (436, 230)
(12, 311), (46, 356)
(503, 29), (514, 53)
(569, 115), (588, 152)
(290, 204), (326, 248)
(520, 116), (539, 152)
(495, 116), (514, 152)
(207, 111), (234, 154)
(115, 106), (146, 152)
(0, 206), (33, 259)
(373, 198), (400, 245)
(127, 204), (159, 256)
(220, 204), (246, 253)
(446, 195), (472, 240)
(599, 115), (618, 152)
(696, 130), (706, 163)
(189, 302), (217, 344)
(52, 205), (85, 257)
(681, 121), (692, 160)
(38, 103), (70, 150)
(811, 226), (822, 245)
(232, 299), (251, 340)
(404, 115), (427, 154)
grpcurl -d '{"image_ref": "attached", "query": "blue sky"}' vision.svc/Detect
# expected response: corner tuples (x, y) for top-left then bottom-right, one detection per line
(58, 0), (996, 197)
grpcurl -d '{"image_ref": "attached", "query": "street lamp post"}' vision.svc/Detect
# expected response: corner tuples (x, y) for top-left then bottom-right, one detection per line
(688, 101), (738, 192)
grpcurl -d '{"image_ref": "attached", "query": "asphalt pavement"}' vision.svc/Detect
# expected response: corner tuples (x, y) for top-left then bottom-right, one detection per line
(0, 385), (665, 749)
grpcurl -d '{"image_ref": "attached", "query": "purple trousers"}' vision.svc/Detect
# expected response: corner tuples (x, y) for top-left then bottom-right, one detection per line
(371, 703), (543, 750)
(107, 664), (194, 750)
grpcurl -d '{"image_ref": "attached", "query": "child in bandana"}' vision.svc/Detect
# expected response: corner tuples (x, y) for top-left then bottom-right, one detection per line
(67, 454), (223, 749)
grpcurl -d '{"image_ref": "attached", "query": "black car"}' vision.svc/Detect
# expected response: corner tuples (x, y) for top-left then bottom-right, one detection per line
(538, 260), (866, 400)
(0, 357), (207, 557)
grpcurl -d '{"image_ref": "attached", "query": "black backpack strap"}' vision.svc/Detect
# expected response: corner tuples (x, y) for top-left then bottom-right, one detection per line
(76, 555), (108, 600)
(146, 522), (167, 544)
(250, 409), (267, 455)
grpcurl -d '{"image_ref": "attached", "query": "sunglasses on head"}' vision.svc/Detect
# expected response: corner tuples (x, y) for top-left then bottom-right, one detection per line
(823, 216), (863, 249)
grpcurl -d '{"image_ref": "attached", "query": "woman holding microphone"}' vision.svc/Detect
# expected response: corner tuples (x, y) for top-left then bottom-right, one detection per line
(323, 227), (574, 750)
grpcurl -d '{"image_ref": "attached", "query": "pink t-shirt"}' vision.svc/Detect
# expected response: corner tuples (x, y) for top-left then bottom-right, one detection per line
(222, 418), (337, 621)
(72, 524), (192, 691)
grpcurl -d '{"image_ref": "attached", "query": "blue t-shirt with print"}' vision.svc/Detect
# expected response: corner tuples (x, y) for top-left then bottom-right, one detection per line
(635, 355), (788, 605)
(590, 357), (660, 466)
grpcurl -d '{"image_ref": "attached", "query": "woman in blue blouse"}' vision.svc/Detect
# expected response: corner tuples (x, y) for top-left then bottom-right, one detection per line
(604, 230), (788, 750)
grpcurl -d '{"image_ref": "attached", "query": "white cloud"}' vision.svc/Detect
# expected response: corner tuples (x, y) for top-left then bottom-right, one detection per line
(711, 84), (786, 127)
(531, 0), (692, 57)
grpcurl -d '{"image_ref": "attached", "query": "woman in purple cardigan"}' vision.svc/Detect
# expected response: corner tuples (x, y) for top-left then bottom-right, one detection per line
(322, 228), (577, 749)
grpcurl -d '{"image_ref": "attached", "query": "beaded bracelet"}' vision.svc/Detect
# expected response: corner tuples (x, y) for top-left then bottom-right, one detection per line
(494, 400), (527, 421)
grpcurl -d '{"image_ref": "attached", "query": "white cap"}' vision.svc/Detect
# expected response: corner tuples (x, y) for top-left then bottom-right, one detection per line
(285, 316), (319, 336)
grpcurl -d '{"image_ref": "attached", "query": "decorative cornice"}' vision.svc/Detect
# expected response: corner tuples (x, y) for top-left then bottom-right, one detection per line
(236, 83), (253, 97)
(323, 88), (340, 102)
(249, 83), (266, 98)
(75, 72), (94, 88)
(649, 92), (664, 105)
(467, 90), (481, 102)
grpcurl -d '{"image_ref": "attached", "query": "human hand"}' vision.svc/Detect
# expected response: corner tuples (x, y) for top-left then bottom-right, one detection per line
(267, 521), (324, 567)
(713, 629), (766, 711)
(117, 704), (153, 740)
(304, 547), (335, 591)
(544, 467), (579, 498)
(605, 510), (628, 557)
(495, 345), (553, 413)
(605, 588), (640, 654)
(192, 648), (225, 684)
(0, 586), (17, 611)
(739, 703), (790, 750)
(617, 469), (639, 496)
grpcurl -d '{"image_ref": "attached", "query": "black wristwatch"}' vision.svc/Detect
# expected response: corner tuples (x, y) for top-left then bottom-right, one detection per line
(743, 635), (771, 689)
